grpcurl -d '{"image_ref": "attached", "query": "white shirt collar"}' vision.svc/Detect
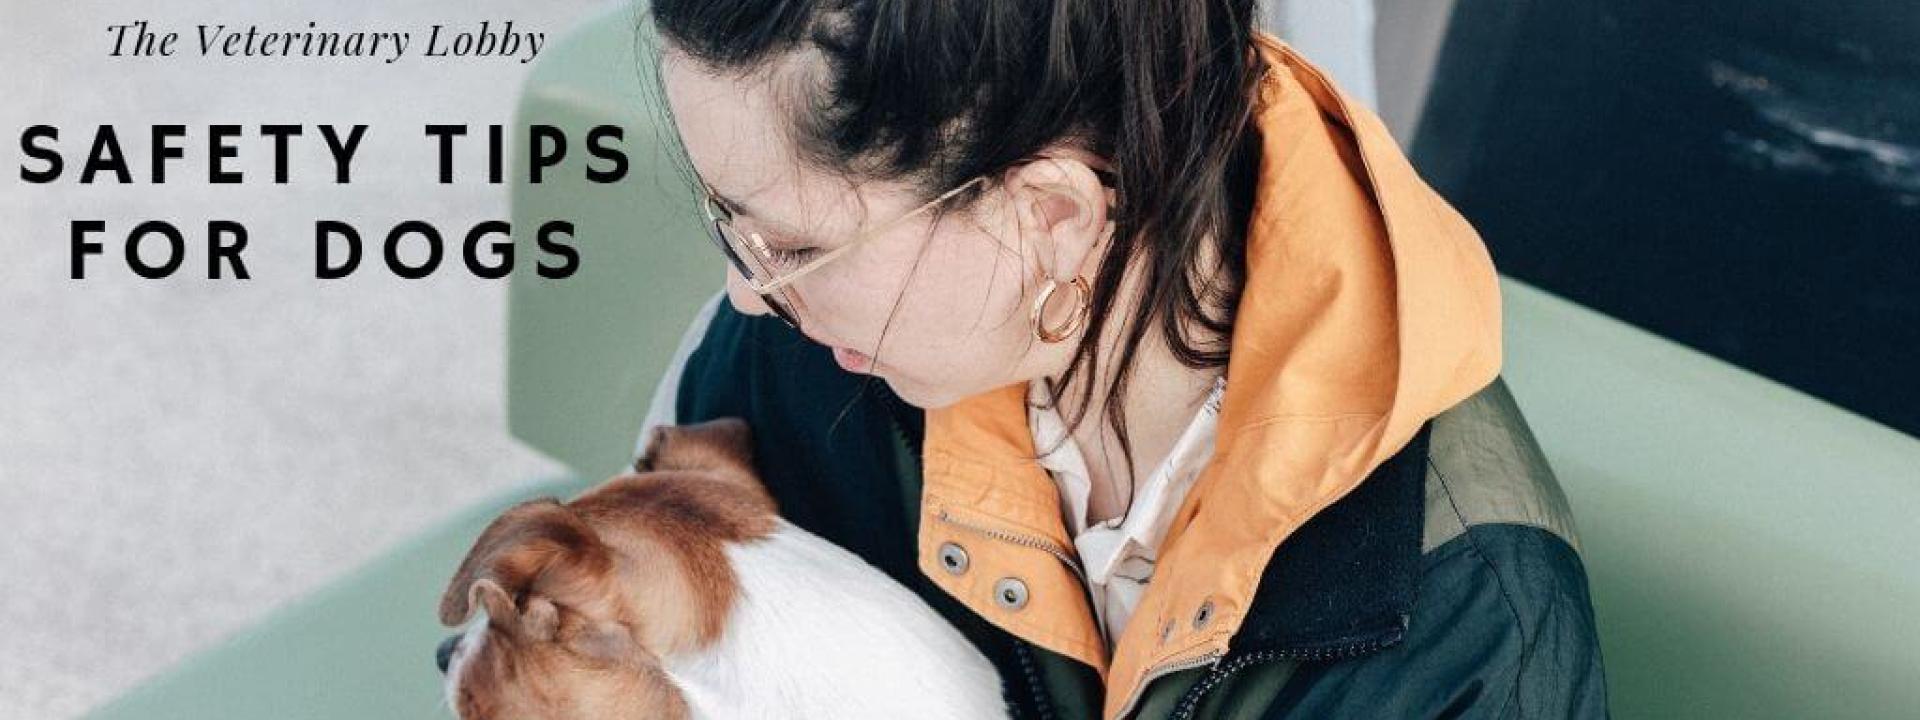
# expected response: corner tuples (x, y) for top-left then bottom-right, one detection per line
(1026, 375), (1227, 646)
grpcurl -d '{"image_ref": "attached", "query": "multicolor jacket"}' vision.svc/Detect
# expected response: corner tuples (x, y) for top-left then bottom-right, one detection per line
(646, 33), (1609, 720)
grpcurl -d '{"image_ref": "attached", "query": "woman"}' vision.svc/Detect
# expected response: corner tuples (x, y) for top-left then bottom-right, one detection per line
(640, 1), (1609, 718)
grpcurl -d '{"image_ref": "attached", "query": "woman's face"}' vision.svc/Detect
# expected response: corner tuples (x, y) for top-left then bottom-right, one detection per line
(660, 49), (1113, 409)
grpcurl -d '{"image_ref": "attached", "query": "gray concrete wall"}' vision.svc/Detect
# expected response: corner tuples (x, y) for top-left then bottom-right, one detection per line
(0, 1), (601, 716)
(1267, 0), (1459, 141)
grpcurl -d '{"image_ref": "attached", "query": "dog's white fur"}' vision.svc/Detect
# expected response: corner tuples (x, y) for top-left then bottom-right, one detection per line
(444, 618), (491, 713)
(443, 517), (1009, 719)
(659, 518), (1008, 720)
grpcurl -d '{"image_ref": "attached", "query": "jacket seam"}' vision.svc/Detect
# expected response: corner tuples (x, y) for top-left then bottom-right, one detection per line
(1426, 516), (1580, 558)
(1427, 457), (1529, 719)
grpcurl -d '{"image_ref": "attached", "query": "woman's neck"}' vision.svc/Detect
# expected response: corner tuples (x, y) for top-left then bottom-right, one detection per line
(1038, 218), (1234, 525)
(1057, 325), (1222, 525)
(1047, 240), (1229, 524)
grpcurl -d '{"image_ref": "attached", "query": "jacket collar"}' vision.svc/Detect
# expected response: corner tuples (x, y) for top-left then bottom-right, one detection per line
(914, 33), (1504, 719)
(1229, 417), (1431, 657)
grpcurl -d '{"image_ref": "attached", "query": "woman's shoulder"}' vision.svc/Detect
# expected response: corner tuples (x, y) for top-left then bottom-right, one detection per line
(1416, 373), (1597, 656)
(1254, 518), (1608, 720)
(1402, 375), (1606, 715)
(1206, 377), (1608, 719)
(1422, 375), (1585, 558)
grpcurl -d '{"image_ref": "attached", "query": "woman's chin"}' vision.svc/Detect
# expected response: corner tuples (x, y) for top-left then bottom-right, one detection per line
(833, 354), (979, 409)
(881, 377), (971, 411)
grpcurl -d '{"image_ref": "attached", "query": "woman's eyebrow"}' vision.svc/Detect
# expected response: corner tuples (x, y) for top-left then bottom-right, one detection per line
(705, 186), (755, 218)
(708, 186), (821, 244)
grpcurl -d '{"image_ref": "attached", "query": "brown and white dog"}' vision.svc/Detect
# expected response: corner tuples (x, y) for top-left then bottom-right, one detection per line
(436, 418), (1009, 720)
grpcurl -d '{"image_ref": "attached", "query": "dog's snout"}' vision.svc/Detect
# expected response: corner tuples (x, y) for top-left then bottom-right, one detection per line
(436, 633), (462, 673)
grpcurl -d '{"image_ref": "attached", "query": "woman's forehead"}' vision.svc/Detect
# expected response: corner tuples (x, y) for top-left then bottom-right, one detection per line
(662, 57), (785, 178)
(661, 53), (879, 237)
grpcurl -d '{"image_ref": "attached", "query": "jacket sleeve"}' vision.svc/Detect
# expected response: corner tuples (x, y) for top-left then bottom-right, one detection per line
(632, 290), (726, 460)
(1243, 525), (1610, 720)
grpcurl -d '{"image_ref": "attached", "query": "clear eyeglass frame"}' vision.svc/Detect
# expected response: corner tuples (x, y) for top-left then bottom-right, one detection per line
(699, 174), (991, 329)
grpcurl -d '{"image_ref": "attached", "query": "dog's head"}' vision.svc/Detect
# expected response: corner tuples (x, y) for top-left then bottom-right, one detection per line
(436, 418), (774, 720)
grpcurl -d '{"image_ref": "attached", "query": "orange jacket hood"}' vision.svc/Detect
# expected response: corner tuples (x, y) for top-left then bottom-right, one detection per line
(914, 32), (1504, 719)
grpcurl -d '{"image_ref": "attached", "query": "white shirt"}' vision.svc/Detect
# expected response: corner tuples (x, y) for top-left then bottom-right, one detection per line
(1027, 375), (1227, 647)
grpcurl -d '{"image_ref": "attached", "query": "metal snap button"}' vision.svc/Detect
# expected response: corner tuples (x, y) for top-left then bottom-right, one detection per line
(1192, 599), (1216, 630)
(938, 542), (970, 575)
(993, 577), (1030, 610)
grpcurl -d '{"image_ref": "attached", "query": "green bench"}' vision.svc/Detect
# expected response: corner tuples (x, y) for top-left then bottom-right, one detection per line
(90, 5), (1920, 718)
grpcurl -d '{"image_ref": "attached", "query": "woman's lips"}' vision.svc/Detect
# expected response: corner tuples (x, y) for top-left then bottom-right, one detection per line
(831, 345), (874, 374)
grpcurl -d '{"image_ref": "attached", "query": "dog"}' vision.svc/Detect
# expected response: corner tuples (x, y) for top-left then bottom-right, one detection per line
(436, 418), (1010, 719)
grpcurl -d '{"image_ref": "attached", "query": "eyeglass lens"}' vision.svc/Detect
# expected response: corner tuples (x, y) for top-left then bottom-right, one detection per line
(706, 216), (803, 329)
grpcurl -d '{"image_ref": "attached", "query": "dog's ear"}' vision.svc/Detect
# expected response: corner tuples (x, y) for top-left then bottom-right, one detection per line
(439, 499), (615, 628)
(466, 579), (516, 627)
(521, 595), (561, 641)
(566, 621), (640, 665)
(634, 418), (755, 478)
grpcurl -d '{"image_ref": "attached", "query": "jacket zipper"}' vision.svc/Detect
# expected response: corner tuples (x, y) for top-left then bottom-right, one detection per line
(1167, 651), (1271, 720)
(888, 401), (1403, 719)
(1012, 640), (1059, 720)
(1120, 646), (1303, 720)
(887, 410), (1071, 720)
(886, 411), (1085, 583)
(933, 508), (1089, 585)
(1111, 649), (1224, 720)
(1162, 633), (1400, 719)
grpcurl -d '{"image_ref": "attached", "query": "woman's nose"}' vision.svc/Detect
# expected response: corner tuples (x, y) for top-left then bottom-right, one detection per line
(724, 268), (774, 318)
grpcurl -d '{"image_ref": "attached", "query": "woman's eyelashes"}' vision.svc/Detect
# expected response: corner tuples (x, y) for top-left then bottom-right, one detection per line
(745, 230), (821, 268)
(764, 244), (820, 268)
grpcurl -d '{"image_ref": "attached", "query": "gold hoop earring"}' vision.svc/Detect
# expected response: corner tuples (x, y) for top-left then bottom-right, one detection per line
(1031, 276), (1091, 343)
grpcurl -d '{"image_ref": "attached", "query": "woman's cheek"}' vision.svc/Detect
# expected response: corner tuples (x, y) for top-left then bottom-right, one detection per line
(874, 227), (1030, 388)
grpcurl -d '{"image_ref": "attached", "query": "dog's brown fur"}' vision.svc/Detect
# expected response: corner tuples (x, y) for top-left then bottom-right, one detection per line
(438, 418), (778, 720)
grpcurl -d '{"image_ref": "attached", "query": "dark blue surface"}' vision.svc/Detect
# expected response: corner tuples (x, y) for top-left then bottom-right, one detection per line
(1414, 0), (1919, 438)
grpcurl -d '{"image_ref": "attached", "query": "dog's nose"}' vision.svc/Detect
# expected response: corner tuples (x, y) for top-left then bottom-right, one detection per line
(436, 634), (462, 673)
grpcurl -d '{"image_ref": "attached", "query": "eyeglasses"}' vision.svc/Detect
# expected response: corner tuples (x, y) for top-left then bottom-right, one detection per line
(700, 175), (991, 330)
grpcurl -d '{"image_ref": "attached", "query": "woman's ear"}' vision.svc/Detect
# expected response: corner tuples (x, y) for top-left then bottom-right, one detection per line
(1004, 156), (1113, 279)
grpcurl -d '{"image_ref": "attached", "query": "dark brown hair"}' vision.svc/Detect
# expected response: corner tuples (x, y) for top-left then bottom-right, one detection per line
(646, 0), (1266, 513)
